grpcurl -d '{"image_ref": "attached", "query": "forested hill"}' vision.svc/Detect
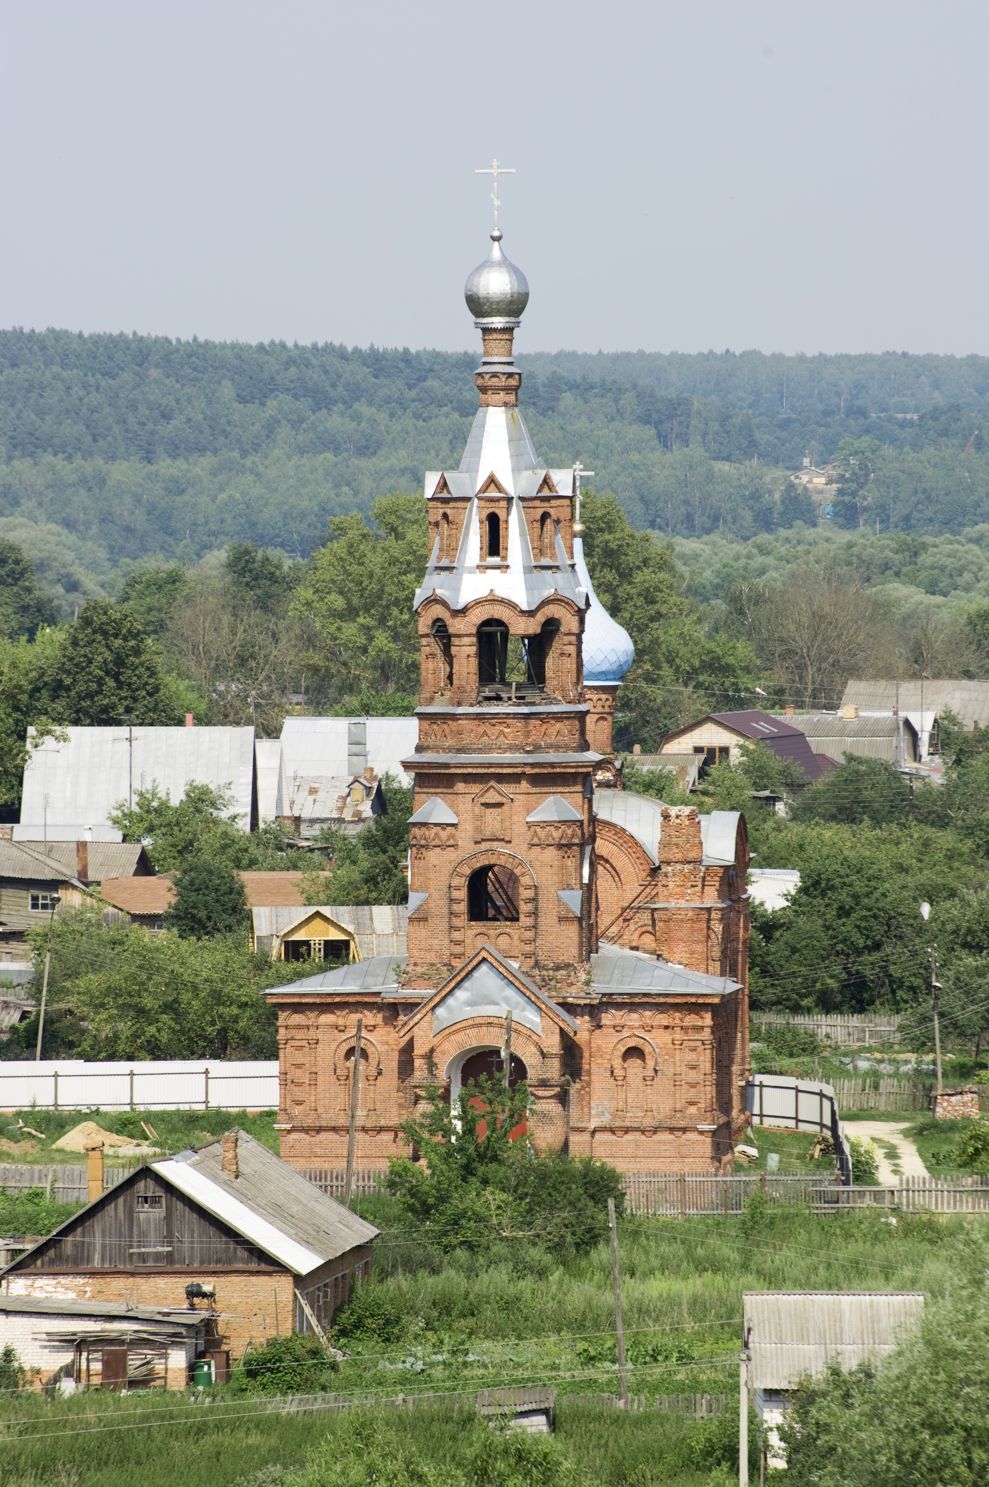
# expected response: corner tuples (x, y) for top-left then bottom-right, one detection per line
(4, 327), (989, 606)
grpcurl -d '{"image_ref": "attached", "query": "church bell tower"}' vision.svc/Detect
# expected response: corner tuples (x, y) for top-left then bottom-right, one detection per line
(404, 222), (600, 982)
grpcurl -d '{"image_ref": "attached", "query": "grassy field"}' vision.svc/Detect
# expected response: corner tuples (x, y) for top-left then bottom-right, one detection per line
(0, 1201), (979, 1484)
(733, 1125), (833, 1174)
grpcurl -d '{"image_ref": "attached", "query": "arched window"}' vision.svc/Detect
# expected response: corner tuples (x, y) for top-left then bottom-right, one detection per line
(431, 618), (453, 690)
(485, 511), (501, 560)
(622, 1046), (647, 1118)
(467, 865), (520, 922)
(477, 619), (509, 686)
(539, 511), (554, 560)
(439, 512), (451, 562)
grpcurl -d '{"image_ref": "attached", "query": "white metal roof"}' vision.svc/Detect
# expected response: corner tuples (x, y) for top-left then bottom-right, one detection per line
(254, 739), (283, 824)
(22, 726), (256, 831)
(744, 1292), (925, 1390)
(277, 717), (419, 791)
(153, 1158), (324, 1274)
(594, 791), (740, 868)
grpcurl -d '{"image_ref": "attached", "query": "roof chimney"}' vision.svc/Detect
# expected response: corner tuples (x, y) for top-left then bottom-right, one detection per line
(86, 1142), (105, 1202)
(841, 705), (859, 721)
(185, 713), (195, 727)
(785, 706), (795, 717)
(76, 840), (90, 883)
(632, 743), (642, 756)
(221, 1130), (239, 1180)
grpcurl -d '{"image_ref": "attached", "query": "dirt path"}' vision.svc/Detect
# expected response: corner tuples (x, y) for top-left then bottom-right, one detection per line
(848, 1120), (929, 1182)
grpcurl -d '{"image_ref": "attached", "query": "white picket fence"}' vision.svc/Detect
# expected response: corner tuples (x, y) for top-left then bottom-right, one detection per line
(0, 1061), (279, 1111)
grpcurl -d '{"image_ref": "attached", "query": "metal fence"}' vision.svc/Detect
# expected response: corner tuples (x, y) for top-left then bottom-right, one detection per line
(748, 1073), (853, 1185)
(0, 1061), (279, 1111)
(751, 1012), (902, 1047)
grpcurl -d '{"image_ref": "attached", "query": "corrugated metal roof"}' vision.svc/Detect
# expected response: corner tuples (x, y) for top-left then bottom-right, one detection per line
(254, 739), (283, 823)
(0, 841), (149, 882)
(591, 943), (740, 997)
(0, 1296), (205, 1327)
(783, 712), (907, 739)
(278, 717), (419, 791)
(251, 905), (408, 959)
(157, 1128), (378, 1275)
(265, 953), (405, 996)
(21, 727), (256, 831)
(842, 678), (989, 730)
(743, 1292), (924, 1390)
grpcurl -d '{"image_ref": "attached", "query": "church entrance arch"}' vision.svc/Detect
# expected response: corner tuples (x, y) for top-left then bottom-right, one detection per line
(447, 1046), (528, 1141)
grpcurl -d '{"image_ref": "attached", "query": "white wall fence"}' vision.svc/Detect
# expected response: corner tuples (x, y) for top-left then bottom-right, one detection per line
(748, 1073), (853, 1185)
(0, 1061), (279, 1111)
(751, 1011), (902, 1047)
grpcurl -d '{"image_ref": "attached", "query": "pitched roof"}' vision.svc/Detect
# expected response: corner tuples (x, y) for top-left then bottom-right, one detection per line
(743, 1292), (925, 1390)
(782, 711), (918, 765)
(0, 1295), (206, 1330)
(842, 678), (989, 729)
(100, 871), (308, 917)
(153, 1130), (378, 1275)
(252, 905), (408, 960)
(590, 943), (740, 997)
(0, 841), (150, 883)
(661, 711), (831, 782)
(21, 726), (256, 832)
(594, 791), (742, 867)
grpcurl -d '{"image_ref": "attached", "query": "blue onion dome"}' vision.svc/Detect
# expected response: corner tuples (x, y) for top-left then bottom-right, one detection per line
(465, 229), (529, 322)
(574, 538), (635, 683)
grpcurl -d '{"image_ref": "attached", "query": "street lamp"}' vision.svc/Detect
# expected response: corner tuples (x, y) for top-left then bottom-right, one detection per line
(34, 894), (60, 1062)
(919, 901), (943, 1096)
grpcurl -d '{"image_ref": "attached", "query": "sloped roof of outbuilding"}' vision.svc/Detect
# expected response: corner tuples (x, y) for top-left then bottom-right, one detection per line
(0, 840), (150, 883)
(743, 1292), (924, 1391)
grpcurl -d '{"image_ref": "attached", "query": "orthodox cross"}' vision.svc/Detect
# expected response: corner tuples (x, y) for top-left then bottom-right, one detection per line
(475, 158), (516, 229)
(572, 461), (595, 527)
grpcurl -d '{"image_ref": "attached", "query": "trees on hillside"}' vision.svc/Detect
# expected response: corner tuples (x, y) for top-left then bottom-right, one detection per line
(47, 600), (179, 725)
(0, 539), (57, 639)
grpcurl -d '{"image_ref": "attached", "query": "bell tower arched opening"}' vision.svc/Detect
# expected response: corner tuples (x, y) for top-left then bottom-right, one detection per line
(467, 864), (520, 922)
(485, 511), (501, 560)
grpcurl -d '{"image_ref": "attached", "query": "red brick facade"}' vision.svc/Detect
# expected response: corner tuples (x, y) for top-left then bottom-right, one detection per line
(270, 269), (750, 1176)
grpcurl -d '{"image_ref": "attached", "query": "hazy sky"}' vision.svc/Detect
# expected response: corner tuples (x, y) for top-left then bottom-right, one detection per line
(2, 1), (988, 355)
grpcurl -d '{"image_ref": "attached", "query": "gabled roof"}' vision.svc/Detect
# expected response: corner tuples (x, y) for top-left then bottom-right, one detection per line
(252, 904), (408, 960)
(153, 1130), (377, 1275)
(743, 1292), (924, 1391)
(660, 710), (831, 783)
(594, 791), (742, 868)
(398, 944), (579, 1037)
(21, 726), (257, 832)
(4, 1130), (378, 1282)
(526, 795), (582, 823)
(276, 717), (418, 797)
(0, 840), (151, 883)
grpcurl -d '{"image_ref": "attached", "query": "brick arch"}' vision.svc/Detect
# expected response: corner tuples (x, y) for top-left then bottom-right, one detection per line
(458, 594), (582, 638)
(449, 849), (537, 964)
(610, 1033), (659, 1080)
(594, 818), (657, 940)
(429, 1017), (548, 1084)
(332, 1033), (382, 1082)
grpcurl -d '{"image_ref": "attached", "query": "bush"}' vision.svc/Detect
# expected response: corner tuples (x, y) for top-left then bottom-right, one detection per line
(333, 1283), (408, 1344)
(956, 1120), (989, 1174)
(234, 1333), (338, 1395)
(0, 1344), (25, 1391)
(849, 1137), (879, 1185)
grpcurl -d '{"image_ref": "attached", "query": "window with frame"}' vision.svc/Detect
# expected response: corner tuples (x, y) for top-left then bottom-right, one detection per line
(29, 892), (59, 913)
(135, 1193), (163, 1210)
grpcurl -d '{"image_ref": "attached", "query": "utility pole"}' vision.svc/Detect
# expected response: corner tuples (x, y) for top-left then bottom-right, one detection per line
(501, 1011), (513, 1126)
(739, 1323), (752, 1487)
(919, 902), (943, 1097)
(607, 1198), (630, 1408)
(343, 1016), (363, 1205)
(35, 895), (60, 1062)
(930, 945), (943, 1097)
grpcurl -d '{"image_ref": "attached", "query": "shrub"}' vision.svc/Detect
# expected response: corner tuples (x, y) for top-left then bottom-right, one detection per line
(849, 1137), (880, 1185)
(956, 1120), (989, 1174)
(0, 1344), (25, 1391)
(333, 1283), (408, 1344)
(234, 1333), (338, 1395)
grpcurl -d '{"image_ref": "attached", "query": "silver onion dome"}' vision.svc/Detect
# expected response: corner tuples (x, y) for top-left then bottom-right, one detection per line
(465, 229), (529, 323)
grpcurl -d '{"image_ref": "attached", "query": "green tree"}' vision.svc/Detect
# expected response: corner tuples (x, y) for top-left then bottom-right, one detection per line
(111, 782), (315, 874)
(793, 755), (912, 825)
(0, 628), (65, 806)
(47, 600), (178, 725)
(29, 908), (297, 1059)
(0, 539), (57, 639)
(225, 543), (296, 614)
(782, 1259), (989, 1485)
(294, 495), (429, 711)
(303, 778), (412, 905)
(166, 856), (248, 939)
(118, 563), (190, 638)
(582, 492), (763, 748)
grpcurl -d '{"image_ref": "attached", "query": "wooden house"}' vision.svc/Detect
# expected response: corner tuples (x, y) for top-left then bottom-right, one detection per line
(0, 840), (152, 955)
(1, 1130), (378, 1359)
(251, 904), (408, 964)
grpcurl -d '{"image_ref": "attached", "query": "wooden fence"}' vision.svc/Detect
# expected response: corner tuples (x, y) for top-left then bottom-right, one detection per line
(258, 1385), (727, 1418)
(751, 1012), (902, 1047)
(810, 1175), (989, 1214)
(0, 1161), (135, 1203)
(831, 1076), (936, 1113)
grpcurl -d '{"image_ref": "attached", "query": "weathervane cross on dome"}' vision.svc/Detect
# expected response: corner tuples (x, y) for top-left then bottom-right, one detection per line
(474, 158), (516, 230)
(572, 461), (595, 530)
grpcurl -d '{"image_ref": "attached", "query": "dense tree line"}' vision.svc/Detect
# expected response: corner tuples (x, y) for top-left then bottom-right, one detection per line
(5, 332), (989, 599)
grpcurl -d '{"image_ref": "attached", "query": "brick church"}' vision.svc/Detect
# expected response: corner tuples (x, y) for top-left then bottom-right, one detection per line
(267, 221), (751, 1174)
